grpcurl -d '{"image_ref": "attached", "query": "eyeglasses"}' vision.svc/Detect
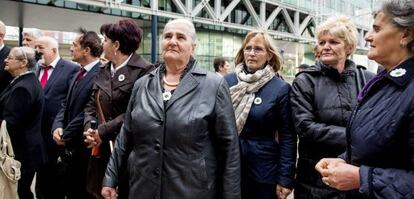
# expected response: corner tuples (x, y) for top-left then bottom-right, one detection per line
(244, 46), (266, 54)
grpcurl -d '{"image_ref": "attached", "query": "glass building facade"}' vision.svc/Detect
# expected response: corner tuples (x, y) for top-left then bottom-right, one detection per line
(1, 0), (378, 76)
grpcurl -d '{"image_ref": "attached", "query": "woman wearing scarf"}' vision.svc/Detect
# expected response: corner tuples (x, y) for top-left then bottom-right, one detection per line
(224, 31), (296, 199)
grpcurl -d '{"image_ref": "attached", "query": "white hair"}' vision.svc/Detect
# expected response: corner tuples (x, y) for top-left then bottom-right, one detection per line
(22, 28), (43, 39)
(164, 18), (197, 46)
(37, 36), (59, 53)
(0, 20), (5, 35)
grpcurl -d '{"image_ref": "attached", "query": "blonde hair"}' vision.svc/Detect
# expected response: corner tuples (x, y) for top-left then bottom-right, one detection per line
(316, 16), (358, 56)
(235, 30), (283, 72)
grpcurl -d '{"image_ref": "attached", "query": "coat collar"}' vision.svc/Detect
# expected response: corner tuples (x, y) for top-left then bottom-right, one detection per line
(43, 58), (65, 93)
(67, 61), (101, 102)
(148, 60), (207, 111)
(384, 56), (414, 87)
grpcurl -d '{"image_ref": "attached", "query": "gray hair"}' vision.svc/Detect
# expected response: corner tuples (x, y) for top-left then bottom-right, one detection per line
(164, 18), (197, 46)
(0, 20), (5, 35)
(22, 28), (43, 40)
(374, 0), (414, 52)
(37, 36), (59, 53)
(11, 47), (37, 70)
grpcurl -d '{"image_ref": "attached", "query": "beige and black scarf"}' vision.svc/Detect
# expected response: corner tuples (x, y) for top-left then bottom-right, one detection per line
(229, 64), (275, 134)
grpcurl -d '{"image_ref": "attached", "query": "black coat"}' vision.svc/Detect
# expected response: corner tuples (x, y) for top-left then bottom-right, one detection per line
(344, 57), (414, 198)
(0, 72), (47, 172)
(52, 62), (100, 147)
(102, 62), (241, 199)
(290, 60), (374, 198)
(0, 45), (12, 93)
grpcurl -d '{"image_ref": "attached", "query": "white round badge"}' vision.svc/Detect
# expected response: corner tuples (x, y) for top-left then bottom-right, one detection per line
(254, 97), (262, 105)
(390, 68), (406, 77)
(163, 91), (172, 101)
(118, 74), (125, 81)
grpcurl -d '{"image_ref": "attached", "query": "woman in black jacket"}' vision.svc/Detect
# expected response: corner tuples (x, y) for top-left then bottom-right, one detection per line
(101, 18), (240, 199)
(0, 47), (46, 198)
(290, 16), (374, 199)
(316, 0), (414, 198)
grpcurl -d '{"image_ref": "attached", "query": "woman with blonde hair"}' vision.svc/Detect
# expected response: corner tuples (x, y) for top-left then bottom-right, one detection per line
(225, 30), (297, 199)
(290, 16), (374, 198)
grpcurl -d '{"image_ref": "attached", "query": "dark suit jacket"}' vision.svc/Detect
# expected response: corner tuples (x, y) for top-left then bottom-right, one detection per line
(0, 45), (12, 94)
(38, 58), (79, 148)
(52, 61), (101, 147)
(0, 72), (47, 172)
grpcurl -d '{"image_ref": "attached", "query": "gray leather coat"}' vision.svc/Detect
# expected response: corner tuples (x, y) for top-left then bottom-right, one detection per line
(102, 62), (241, 199)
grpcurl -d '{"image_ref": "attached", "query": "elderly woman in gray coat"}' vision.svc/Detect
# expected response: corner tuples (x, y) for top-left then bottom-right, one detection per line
(101, 18), (241, 199)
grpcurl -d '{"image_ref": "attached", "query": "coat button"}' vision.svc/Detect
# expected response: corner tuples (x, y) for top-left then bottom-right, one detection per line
(153, 168), (160, 178)
(154, 144), (161, 152)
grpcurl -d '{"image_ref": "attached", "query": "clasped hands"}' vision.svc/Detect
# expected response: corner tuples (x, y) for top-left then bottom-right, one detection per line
(315, 158), (360, 191)
(84, 128), (102, 148)
(53, 128), (102, 148)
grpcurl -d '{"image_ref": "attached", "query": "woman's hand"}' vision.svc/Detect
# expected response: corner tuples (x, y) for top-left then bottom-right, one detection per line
(83, 128), (102, 147)
(101, 187), (117, 199)
(316, 158), (360, 191)
(276, 184), (292, 199)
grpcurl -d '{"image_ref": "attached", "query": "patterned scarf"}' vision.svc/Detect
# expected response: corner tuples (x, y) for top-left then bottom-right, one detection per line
(229, 63), (275, 134)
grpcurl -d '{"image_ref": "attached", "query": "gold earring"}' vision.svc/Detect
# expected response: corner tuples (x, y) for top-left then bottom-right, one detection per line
(114, 51), (117, 56)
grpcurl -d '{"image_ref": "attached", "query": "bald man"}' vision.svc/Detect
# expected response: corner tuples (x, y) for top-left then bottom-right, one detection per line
(0, 20), (12, 93)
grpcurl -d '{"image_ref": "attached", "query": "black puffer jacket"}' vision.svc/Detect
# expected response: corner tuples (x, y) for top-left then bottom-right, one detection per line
(290, 60), (374, 199)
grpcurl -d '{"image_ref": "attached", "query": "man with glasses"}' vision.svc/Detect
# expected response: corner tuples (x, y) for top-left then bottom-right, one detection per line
(0, 20), (12, 93)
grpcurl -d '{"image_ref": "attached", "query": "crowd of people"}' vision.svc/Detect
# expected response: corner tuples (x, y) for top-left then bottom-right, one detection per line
(0, 0), (413, 198)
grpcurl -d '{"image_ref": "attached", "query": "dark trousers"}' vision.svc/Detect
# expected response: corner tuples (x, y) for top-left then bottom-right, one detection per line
(61, 146), (93, 199)
(18, 169), (36, 199)
(35, 147), (65, 199)
(241, 175), (277, 199)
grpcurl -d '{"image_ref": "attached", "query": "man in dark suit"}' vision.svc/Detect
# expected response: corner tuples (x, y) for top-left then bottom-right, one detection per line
(34, 36), (79, 199)
(0, 20), (12, 93)
(51, 29), (102, 199)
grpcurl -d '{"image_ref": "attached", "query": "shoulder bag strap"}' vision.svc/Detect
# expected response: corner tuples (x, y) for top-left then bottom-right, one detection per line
(95, 89), (106, 124)
(95, 89), (114, 152)
(0, 120), (15, 158)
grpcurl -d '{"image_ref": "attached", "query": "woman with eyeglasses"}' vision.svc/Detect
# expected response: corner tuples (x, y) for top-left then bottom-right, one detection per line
(290, 16), (374, 199)
(224, 31), (297, 199)
(0, 46), (47, 198)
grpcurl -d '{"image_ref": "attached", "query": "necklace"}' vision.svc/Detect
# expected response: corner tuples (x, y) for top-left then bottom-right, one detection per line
(163, 75), (180, 87)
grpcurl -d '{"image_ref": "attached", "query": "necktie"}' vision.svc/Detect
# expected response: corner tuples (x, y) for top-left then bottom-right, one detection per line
(76, 68), (87, 81)
(40, 65), (51, 89)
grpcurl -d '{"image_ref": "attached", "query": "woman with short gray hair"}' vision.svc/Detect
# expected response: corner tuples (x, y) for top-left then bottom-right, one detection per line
(0, 46), (46, 198)
(101, 18), (241, 199)
(316, 0), (414, 198)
